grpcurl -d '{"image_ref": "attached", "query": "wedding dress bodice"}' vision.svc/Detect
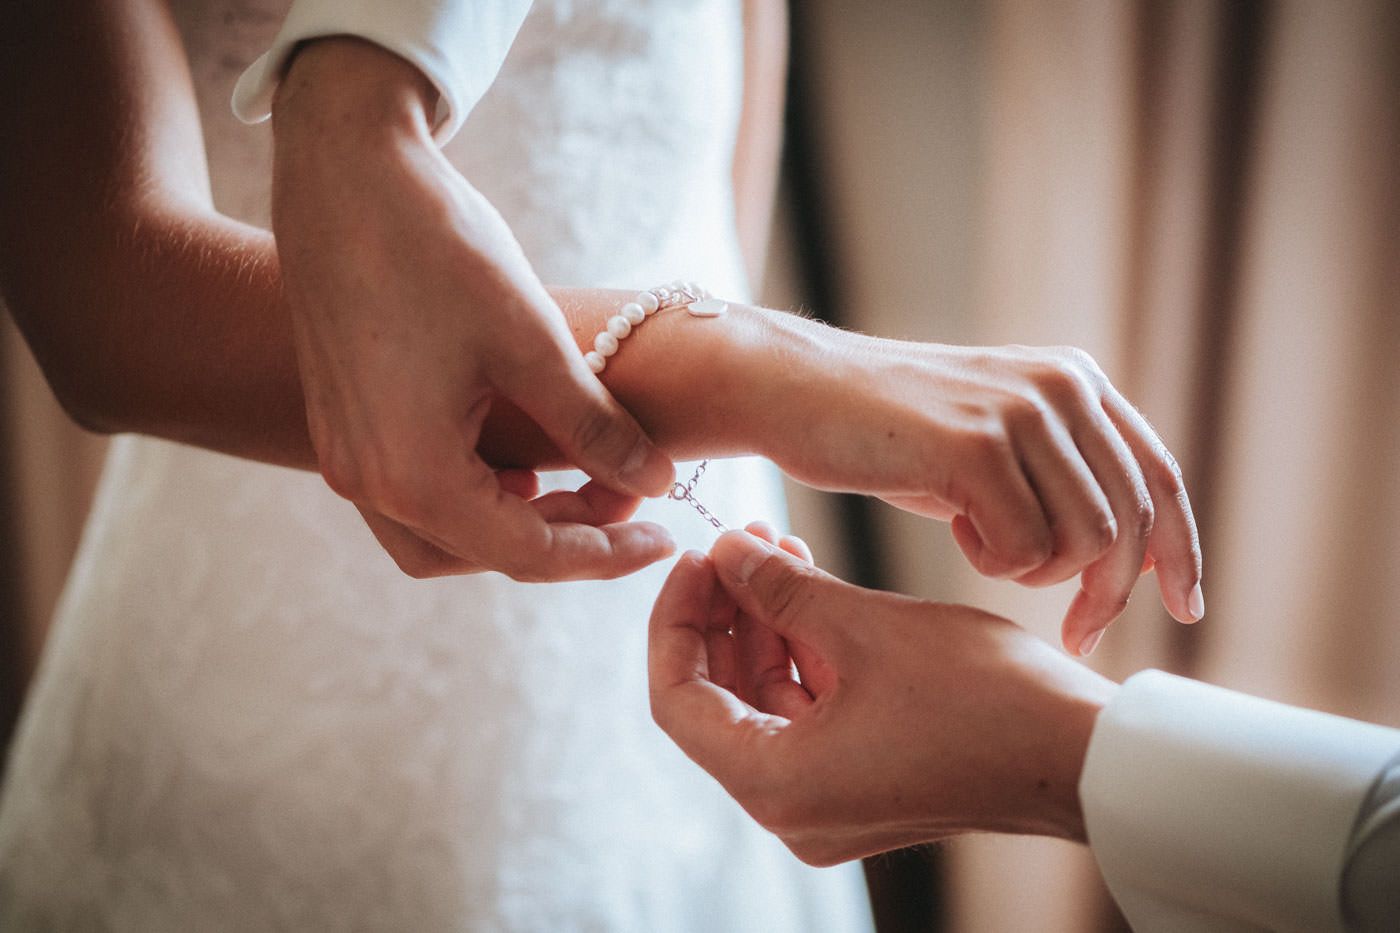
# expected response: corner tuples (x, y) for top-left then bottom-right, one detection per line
(0, 1), (873, 930)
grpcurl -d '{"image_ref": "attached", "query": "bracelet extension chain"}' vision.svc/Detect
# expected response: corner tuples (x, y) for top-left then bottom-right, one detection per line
(582, 281), (728, 532)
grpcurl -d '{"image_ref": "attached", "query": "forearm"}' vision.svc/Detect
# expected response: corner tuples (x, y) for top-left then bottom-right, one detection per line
(6, 194), (818, 472)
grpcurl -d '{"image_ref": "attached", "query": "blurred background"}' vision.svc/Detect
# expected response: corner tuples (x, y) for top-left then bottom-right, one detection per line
(2, 1), (1398, 931)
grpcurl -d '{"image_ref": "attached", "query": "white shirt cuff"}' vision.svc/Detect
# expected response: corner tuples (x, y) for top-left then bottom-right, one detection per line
(1080, 670), (1400, 933)
(231, 0), (532, 145)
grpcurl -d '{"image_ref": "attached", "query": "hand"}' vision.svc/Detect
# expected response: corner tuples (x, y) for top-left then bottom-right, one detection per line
(648, 529), (1115, 866)
(271, 38), (676, 581)
(756, 318), (1203, 653)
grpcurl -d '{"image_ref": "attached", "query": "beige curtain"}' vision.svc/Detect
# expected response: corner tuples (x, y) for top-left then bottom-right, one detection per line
(945, 1), (1399, 930)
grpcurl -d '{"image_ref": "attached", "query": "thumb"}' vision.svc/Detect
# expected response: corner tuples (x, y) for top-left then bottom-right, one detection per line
(497, 332), (675, 498)
(710, 531), (855, 653)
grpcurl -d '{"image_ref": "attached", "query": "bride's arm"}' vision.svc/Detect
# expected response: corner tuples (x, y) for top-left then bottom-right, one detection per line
(0, 0), (305, 468)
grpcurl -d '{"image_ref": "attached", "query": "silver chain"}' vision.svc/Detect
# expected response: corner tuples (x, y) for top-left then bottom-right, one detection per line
(590, 281), (727, 532)
(667, 459), (726, 531)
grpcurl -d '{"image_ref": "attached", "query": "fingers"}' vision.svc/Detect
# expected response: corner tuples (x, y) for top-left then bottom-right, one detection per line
(388, 403), (674, 580)
(947, 439), (1054, 579)
(495, 468), (540, 500)
(1010, 417), (1117, 588)
(733, 523), (816, 718)
(1059, 406), (1155, 655)
(495, 323), (674, 498)
(710, 531), (853, 657)
(517, 520), (677, 582)
(742, 520), (814, 563)
(648, 551), (772, 781)
(1103, 392), (1204, 624)
(530, 479), (645, 526)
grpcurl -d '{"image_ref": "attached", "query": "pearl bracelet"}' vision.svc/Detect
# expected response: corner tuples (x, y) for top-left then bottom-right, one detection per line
(582, 281), (729, 531)
(582, 281), (728, 375)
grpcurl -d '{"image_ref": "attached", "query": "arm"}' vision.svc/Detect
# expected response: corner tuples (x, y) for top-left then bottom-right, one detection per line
(0, 3), (679, 473)
(1, 1), (674, 583)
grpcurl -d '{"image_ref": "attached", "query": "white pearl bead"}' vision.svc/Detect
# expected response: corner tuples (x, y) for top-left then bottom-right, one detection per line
(607, 315), (632, 339)
(584, 351), (606, 373)
(594, 332), (619, 357)
(637, 292), (660, 313)
(621, 303), (646, 325)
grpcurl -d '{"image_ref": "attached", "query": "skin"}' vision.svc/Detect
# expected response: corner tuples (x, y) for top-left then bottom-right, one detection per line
(271, 38), (677, 582)
(0, 1), (1201, 648)
(649, 529), (1118, 863)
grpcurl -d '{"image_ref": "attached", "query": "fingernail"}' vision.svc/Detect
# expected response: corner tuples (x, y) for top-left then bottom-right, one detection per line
(1187, 582), (1205, 621)
(747, 520), (779, 543)
(682, 548), (705, 563)
(787, 535), (814, 562)
(1078, 628), (1105, 657)
(735, 534), (776, 584)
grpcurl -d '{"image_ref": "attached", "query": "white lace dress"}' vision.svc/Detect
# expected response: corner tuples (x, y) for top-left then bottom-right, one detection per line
(0, 1), (874, 929)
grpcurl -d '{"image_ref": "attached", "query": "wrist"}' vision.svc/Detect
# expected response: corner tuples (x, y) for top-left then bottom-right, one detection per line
(1000, 648), (1116, 842)
(272, 37), (437, 146)
(730, 307), (848, 461)
(562, 290), (785, 460)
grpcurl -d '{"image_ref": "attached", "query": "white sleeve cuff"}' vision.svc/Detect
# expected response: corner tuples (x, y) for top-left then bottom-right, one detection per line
(1080, 670), (1400, 933)
(231, 0), (532, 145)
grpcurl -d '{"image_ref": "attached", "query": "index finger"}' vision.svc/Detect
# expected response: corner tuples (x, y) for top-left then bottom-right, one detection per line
(402, 413), (674, 581)
(648, 552), (769, 780)
(1104, 392), (1204, 623)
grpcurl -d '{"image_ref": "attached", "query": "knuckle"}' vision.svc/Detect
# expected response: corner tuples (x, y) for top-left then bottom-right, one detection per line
(1098, 591), (1132, 619)
(570, 404), (631, 465)
(1149, 445), (1187, 493)
(1093, 511), (1119, 553)
(759, 562), (821, 632)
(1012, 528), (1055, 568)
(1034, 361), (1095, 408)
(1058, 345), (1105, 378)
(1052, 514), (1116, 570)
(1126, 494), (1155, 539)
(960, 424), (1012, 464)
(1005, 397), (1051, 434)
